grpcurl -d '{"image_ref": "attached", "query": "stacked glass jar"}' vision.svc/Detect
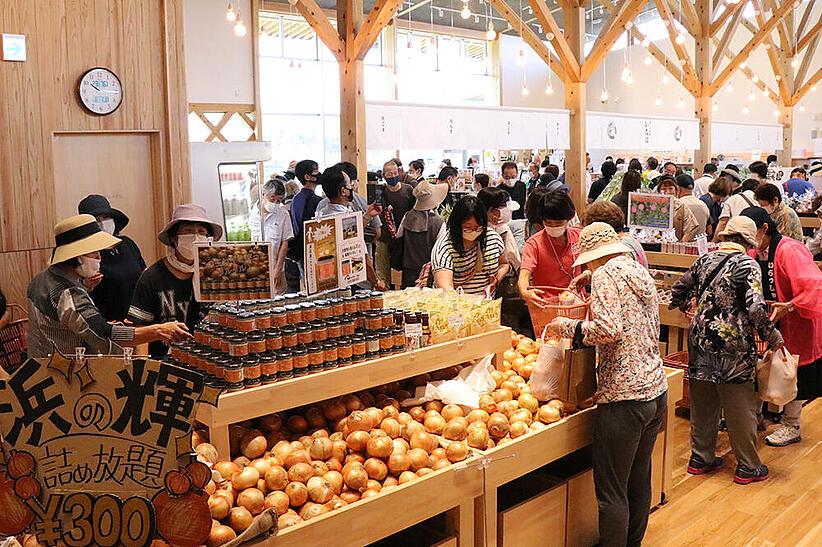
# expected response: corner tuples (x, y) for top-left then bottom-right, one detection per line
(165, 290), (408, 392)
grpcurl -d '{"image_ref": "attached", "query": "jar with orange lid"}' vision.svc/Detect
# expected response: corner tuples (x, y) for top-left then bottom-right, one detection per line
(247, 331), (266, 354)
(292, 347), (308, 376)
(277, 349), (294, 380)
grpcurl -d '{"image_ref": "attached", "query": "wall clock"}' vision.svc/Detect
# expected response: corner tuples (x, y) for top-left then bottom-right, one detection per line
(78, 67), (123, 115)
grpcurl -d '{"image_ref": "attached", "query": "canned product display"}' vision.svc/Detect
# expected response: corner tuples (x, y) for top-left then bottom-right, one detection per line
(247, 331), (266, 354)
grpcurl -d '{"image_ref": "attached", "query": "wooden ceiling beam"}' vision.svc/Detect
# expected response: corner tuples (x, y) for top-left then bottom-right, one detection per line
(663, 0), (701, 37)
(794, 32), (819, 91)
(580, 0), (646, 81)
(764, 0), (794, 56)
(711, 37), (780, 104)
(710, 0), (744, 37)
(711, 3), (744, 69)
(293, 0), (344, 61)
(528, 0), (581, 81)
(710, 0), (798, 96)
(598, 0), (695, 94)
(790, 67), (821, 105)
(797, 18), (821, 54)
(748, 0), (793, 101)
(352, 0), (403, 60)
(653, 0), (700, 94)
(487, 0), (570, 82)
(795, 0), (815, 40)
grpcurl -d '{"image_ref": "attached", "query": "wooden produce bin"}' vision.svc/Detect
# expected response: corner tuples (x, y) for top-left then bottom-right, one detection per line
(646, 251), (697, 270)
(474, 368), (684, 547)
(497, 477), (567, 547)
(659, 305), (691, 356)
(197, 327), (513, 456)
(267, 460), (484, 547)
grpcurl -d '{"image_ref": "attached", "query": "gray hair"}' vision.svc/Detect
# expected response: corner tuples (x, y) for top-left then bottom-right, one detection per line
(263, 177), (287, 197)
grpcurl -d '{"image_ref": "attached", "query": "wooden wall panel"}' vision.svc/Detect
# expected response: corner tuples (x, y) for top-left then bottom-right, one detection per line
(0, 0), (190, 307)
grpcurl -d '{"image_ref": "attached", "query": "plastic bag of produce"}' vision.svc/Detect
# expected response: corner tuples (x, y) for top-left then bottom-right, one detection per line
(757, 347), (798, 406)
(528, 333), (568, 401)
(402, 354), (496, 407)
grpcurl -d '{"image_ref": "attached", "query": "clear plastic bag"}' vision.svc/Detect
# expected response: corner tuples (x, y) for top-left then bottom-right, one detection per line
(527, 328), (569, 401)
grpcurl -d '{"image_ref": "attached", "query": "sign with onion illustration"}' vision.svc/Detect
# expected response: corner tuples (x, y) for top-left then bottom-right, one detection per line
(0, 354), (224, 546)
(627, 192), (674, 231)
(304, 212), (366, 294)
(193, 242), (274, 302)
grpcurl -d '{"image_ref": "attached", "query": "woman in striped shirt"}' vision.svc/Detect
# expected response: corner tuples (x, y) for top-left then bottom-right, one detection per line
(431, 196), (508, 296)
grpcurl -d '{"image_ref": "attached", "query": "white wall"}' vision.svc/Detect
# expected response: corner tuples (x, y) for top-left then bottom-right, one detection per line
(184, 0), (255, 103)
(499, 30), (822, 158)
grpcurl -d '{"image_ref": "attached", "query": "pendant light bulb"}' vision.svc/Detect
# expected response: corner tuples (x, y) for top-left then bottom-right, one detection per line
(662, 74), (671, 85)
(726, 84), (734, 93)
(600, 88), (609, 103)
(517, 48), (526, 66)
(712, 102), (719, 112)
(644, 55), (653, 66)
(486, 23), (497, 41)
(677, 97), (685, 109)
(521, 83), (530, 96)
(751, 75), (759, 83)
(234, 16), (247, 37)
(791, 57), (800, 68)
(461, 6), (471, 19)
(747, 91), (755, 102)
(641, 37), (650, 47)
(675, 32), (686, 45)
(773, 109), (780, 117)
(742, 106), (750, 114)
(799, 104), (806, 112)
(655, 95), (662, 106)
(545, 82), (554, 95)
(226, 2), (237, 22)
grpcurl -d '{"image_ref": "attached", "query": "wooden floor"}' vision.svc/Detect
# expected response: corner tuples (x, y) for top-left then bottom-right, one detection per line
(645, 399), (822, 546)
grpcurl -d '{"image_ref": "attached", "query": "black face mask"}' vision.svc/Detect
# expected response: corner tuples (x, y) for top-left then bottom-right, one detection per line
(344, 187), (354, 202)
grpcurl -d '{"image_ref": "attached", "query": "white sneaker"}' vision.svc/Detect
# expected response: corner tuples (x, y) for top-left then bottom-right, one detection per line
(765, 425), (801, 447)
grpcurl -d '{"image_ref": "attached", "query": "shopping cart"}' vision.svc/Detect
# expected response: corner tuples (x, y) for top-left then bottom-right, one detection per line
(0, 304), (28, 373)
(526, 286), (589, 338)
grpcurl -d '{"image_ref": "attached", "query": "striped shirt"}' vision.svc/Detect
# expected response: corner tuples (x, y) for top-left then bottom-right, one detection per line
(27, 266), (134, 358)
(431, 228), (504, 295)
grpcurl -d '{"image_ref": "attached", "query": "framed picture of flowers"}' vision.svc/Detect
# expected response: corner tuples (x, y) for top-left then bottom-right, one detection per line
(628, 192), (674, 231)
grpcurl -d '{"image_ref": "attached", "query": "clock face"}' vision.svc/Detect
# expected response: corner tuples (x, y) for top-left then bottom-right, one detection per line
(78, 68), (123, 115)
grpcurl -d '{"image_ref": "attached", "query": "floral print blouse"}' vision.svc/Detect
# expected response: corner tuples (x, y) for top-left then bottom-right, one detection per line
(670, 248), (783, 384)
(557, 255), (668, 403)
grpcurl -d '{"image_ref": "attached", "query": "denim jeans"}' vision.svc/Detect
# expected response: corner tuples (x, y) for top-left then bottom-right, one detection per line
(593, 391), (667, 547)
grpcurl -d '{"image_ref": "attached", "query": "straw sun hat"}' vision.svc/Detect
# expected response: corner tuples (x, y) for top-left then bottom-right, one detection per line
(50, 214), (121, 265)
(717, 215), (758, 246)
(157, 203), (223, 246)
(572, 222), (629, 267)
(412, 181), (450, 211)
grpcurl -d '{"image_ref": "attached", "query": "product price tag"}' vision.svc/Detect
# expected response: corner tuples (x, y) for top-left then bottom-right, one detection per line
(404, 323), (423, 338)
(448, 314), (465, 329)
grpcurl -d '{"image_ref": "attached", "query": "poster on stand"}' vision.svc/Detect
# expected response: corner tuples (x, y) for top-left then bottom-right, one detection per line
(628, 193), (674, 231)
(0, 354), (223, 546)
(304, 212), (367, 294)
(193, 241), (274, 302)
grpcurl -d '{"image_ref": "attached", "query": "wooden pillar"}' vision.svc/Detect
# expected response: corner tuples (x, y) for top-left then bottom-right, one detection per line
(778, 103), (793, 165)
(563, 4), (586, 213)
(694, 0), (713, 175)
(338, 0), (368, 193)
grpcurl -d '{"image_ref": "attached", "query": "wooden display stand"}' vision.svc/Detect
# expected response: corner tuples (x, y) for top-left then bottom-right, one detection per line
(474, 369), (684, 547)
(197, 327), (513, 456)
(659, 305), (691, 356)
(646, 251), (698, 270)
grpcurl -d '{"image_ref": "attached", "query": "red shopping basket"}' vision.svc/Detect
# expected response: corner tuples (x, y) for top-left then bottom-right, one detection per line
(0, 304), (29, 373)
(527, 286), (589, 338)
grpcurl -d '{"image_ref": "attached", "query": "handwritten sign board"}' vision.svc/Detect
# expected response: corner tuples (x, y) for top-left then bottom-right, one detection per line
(628, 192), (674, 231)
(304, 212), (366, 294)
(0, 355), (221, 546)
(194, 241), (274, 301)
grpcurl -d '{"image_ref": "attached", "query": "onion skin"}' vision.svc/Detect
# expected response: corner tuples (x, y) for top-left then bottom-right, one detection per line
(387, 453), (411, 475)
(285, 482), (309, 507)
(446, 442), (468, 463)
(237, 488), (265, 516)
(264, 491), (290, 516)
(206, 524), (237, 547)
(363, 458), (389, 481)
(306, 476), (334, 504)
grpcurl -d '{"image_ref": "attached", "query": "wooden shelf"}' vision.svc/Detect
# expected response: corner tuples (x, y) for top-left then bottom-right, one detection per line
(266, 462), (483, 547)
(800, 216), (820, 229)
(646, 251), (698, 269)
(659, 304), (692, 329)
(198, 327), (513, 455)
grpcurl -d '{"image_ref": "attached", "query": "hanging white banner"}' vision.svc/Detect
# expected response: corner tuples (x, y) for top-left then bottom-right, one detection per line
(712, 121), (783, 151)
(586, 112), (700, 151)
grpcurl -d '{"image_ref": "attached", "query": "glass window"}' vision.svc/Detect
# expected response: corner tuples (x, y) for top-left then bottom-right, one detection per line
(261, 113), (323, 174)
(282, 18), (318, 60)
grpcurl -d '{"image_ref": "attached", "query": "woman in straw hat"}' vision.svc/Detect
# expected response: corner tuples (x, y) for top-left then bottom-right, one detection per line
(396, 180), (448, 288)
(26, 214), (191, 358)
(546, 222), (668, 547)
(128, 204), (222, 358)
(670, 215), (782, 485)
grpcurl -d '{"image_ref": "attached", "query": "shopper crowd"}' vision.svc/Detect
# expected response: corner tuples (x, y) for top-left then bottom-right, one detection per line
(8, 152), (821, 547)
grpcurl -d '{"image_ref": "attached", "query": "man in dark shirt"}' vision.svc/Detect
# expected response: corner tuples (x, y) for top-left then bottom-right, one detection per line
(500, 162), (526, 220)
(287, 159), (323, 281)
(377, 160), (415, 282)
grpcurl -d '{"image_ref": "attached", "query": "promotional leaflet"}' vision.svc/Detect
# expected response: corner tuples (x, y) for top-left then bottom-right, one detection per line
(628, 192), (674, 231)
(304, 211), (367, 294)
(193, 241), (274, 302)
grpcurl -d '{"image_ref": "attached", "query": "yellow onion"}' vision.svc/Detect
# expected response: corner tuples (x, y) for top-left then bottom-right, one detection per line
(379, 418), (401, 438)
(323, 470), (344, 494)
(363, 458), (388, 480)
(510, 408), (533, 425)
(487, 413), (510, 439)
(346, 431), (371, 452)
(287, 462), (314, 484)
(409, 431), (438, 453)
(264, 491), (290, 515)
(237, 487), (265, 516)
(510, 421), (529, 438)
(231, 467), (260, 491)
(306, 476), (334, 504)
(207, 524), (237, 547)
(407, 448), (430, 471)
(423, 414), (446, 435)
(342, 463), (369, 492)
(518, 394), (539, 413)
(285, 481), (309, 507)
(228, 506), (253, 533)
(366, 436), (394, 459)
(538, 404), (561, 424)
(445, 442), (468, 463)
(466, 409), (490, 424)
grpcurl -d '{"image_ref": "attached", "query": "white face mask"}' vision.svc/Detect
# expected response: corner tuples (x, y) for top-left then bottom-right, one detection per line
(543, 222), (568, 238)
(99, 218), (116, 235)
(75, 255), (101, 278)
(494, 206), (513, 231)
(176, 234), (206, 261)
(264, 201), (280, 213)
(463, 229), (483, 242)
(502, 178), (517, 188)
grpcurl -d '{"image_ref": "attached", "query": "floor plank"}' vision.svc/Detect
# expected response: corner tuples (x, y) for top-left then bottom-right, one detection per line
(645, 399), (822, 545)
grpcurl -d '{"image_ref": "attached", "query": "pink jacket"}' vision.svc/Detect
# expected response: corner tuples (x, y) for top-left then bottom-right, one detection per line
(751, 238), (822, 365)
